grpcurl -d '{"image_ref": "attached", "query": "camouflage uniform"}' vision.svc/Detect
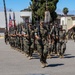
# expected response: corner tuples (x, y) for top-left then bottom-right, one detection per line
(35, 21), (48, 67)
(9, 26), (15, 47)
(73, 32), (75, 42)
(58, 29), (66, 57)
(22, 24), (34, 58)
(50, 24), (59, 55)
(14, 27), (19, 48)
(4, 30), (8, 44)
(22, 27), (28, 55)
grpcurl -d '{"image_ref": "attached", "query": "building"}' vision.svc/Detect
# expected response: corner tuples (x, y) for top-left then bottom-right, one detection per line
(60, 15), (75, 32)
(0, 11), (32, 28)
(20, 11), (32, 23)
(0, 10), (75, 32)
(0, 28), (5, 33)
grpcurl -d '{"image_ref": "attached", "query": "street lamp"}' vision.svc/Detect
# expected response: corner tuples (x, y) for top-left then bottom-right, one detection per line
(3, 0), (8, 31)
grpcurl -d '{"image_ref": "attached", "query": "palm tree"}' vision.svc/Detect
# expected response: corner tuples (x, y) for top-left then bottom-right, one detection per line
(63, 7), (69, 32)
(63, 7), (69, 15)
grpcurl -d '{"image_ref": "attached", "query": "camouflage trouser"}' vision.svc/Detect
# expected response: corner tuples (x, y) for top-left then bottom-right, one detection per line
(9, 37), (15, 47)
(15, 37), (19, 48)
(12, 37), (16, 47)
(57, 41), (66, 56)
(9, 36), (11, 45)
(73, 35), (75, 42)
(30, 39), (34, 56)
(4, 35), (9, 44)
(23, 38), (33, 56)
(23, 38), (29, 54)
(36, 40), (48, 63)
(48, 43), (54, 55)
(20, 37), (24, 51)
(14, 37), (17, 48)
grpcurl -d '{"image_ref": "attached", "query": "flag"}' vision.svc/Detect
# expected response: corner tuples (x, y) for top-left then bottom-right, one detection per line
(13, 12), (16, 28)
(9, 13), (13, 28)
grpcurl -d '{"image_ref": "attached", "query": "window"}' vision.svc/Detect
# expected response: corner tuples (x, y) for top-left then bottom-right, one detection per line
(25, 17), (29, 23)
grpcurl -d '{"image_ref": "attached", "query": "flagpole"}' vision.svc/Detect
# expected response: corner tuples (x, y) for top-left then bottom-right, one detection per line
(13, 12), (15, 27)
(3, 0), (8, 31)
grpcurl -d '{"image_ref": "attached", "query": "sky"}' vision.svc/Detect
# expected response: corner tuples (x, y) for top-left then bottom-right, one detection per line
(0, 0), (75, 15)
(0, 0), (30, 11)
(56, 0), (75, 15)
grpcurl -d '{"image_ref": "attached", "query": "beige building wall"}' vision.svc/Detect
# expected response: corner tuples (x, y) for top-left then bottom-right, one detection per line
(0, 11), (32, 28)
(60, 17), (67, 31)
(66, 17), (72, 30)
(73, 20), (75, 26)
(60, 17), (73, 31)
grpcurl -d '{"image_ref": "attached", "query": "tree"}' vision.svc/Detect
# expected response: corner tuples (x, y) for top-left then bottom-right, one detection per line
(63, 7), (69, 15)
(30, 0), (59, 24)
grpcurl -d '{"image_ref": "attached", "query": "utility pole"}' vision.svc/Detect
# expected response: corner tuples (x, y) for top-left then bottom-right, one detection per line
(3, 0), (8, 31)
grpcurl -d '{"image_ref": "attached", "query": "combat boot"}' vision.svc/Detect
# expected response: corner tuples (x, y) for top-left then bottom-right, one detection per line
(28, 56), (33, 60)
(41, 62), (48, 68)
(59, 55), (64, 58)
(47, 55), (52, 59)
(41, 63), (46, 68)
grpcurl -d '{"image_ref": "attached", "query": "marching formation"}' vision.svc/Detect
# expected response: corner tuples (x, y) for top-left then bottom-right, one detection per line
(4, 21), (67, 68)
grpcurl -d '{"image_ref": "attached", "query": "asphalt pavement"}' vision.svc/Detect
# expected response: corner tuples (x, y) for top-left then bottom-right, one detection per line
(0, 38), (75, 75)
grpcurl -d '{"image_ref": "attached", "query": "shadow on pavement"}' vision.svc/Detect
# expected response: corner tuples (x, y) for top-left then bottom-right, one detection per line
(64, 55), (75, 58)
(51, 56), (59, 58)
(32, 53), (40, 59)
(47, 63), (64, 67)
(26, 74), (49, 75)
(32, 53), (75, 59)
(64, 53), (75, 58)
(64, 54), (71, 56)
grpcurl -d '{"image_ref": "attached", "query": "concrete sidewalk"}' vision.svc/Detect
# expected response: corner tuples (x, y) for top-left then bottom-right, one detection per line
(0, 33), (4, 39)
